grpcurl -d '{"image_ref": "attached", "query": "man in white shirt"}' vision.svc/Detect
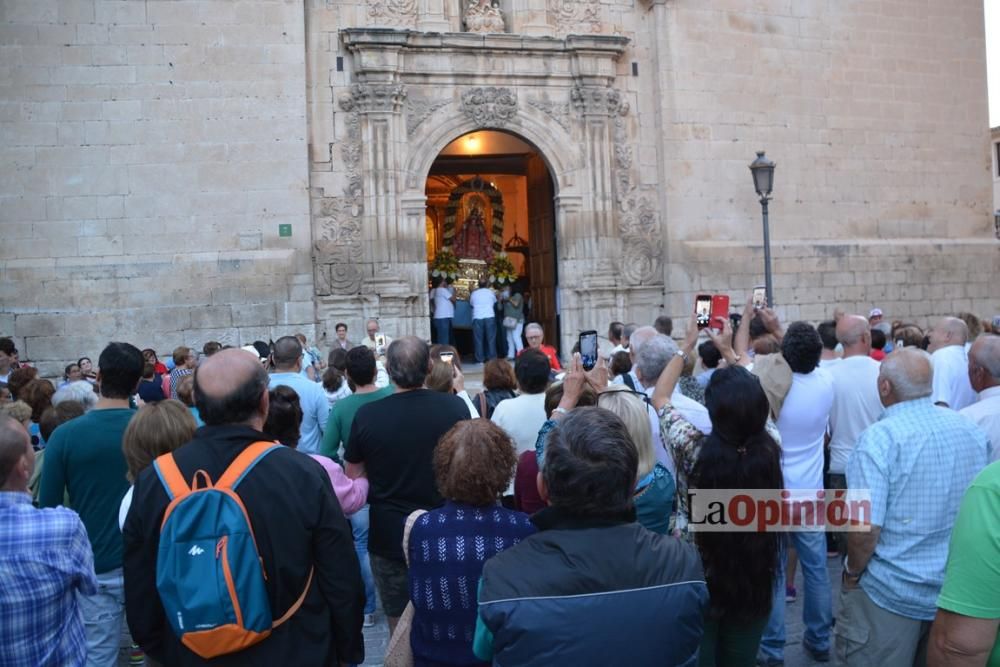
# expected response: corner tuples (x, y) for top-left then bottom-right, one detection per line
(927, 317), (977, 410)
(817, 320), (841, 369)
(491, 349), (550, 493)
(429, 277), (456, 346)
(759, 321), (835, 665)
(361, 319), (392, 359)
(469, 278), (497, 364)
(827, 315), (885, 551)
(960, 335), (1000, 462)
(268, 336), (331, 454)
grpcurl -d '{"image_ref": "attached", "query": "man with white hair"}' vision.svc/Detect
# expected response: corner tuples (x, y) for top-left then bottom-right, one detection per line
(631, 332), (711, 435)
(522, 323), (561, 371)
(836, 348), (989, 665)
(927, 316), (977, 410)
(960, 335), (1000, 462)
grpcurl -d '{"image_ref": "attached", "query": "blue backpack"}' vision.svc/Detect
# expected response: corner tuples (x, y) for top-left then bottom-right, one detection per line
(153, 442), (313, 659)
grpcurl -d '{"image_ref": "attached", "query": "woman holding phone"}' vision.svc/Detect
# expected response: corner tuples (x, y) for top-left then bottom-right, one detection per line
(652, 309), (783, 666)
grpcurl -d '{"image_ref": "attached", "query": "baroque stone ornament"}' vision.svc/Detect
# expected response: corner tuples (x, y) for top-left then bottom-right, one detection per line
(366, 0), (417, 27)
(461, 87), (517, 128)
(550, 0), (601, 36)
(527, 97), (571, 132)
(589, 86), (662, 286)
(570, 85), (628, 116)
(338, 83), (407, 113)
(464, 0), (505, 33)
(311, 89), (371, 296)
(406, 96), (452, 137)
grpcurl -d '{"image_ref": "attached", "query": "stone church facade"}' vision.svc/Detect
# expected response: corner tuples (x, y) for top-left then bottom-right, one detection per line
(1, 0), (996, 372)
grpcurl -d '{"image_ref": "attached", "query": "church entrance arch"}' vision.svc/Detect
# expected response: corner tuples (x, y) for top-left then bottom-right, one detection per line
(424, 130), (559, 361)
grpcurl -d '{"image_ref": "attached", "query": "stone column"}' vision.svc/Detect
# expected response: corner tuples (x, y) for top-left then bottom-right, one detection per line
(570, 85), (625, 241)
(337, 81), (429, 337)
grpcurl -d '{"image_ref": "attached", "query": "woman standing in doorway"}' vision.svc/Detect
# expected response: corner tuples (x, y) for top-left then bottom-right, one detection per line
(503, 287), (524, 360)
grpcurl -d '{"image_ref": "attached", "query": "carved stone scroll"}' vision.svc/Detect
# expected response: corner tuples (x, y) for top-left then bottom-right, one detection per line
(366, 0), (417, 27)
(406, 96), (452, 137)
(460, 87), (518, 127)
(550, 0), (601, 37)
(464, 0), (506, 33)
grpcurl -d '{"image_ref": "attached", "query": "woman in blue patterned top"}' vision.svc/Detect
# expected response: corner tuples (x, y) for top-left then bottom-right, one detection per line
(408, 419), (535, 666)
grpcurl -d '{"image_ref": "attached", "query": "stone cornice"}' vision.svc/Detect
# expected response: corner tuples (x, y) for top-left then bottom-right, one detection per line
(341, 28), (628, 55)
(340, 29), (628, 86)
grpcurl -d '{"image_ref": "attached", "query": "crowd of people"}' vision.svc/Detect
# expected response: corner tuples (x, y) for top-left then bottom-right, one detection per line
(0, 296), (998, 667)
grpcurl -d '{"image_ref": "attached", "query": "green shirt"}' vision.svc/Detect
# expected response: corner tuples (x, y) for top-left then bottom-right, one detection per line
(320, 386), (394, 462)
(937, 460), (1000, 666)
(38, 408), (134, 574)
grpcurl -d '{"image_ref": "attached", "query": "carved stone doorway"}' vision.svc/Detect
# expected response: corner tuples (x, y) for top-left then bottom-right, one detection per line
(425, 130), (558, 358)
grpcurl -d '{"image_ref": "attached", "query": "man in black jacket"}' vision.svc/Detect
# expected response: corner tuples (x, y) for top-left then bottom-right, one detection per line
(474, 407), (708, 666)
(123, 348), (364, 666)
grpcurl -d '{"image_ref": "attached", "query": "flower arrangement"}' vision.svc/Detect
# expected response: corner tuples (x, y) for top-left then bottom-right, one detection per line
(487, 251), (518, 285)
(430, 248), (460, 279)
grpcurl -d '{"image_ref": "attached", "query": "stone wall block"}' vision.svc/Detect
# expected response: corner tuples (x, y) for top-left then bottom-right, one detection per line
(190, 305), (233, 329)
(14, 313), (66, 338)
(232, 303), (278, 327)
(279, 301), (315, 326)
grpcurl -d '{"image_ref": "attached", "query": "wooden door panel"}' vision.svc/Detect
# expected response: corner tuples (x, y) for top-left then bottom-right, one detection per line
(526, 154), (557, 353)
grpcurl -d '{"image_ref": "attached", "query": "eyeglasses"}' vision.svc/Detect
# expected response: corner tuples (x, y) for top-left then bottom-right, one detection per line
(597, 388), (651, 405)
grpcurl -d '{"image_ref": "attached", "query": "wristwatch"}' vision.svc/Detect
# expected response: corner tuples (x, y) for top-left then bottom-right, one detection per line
(843, 556), (865, 578)
(674, 349), (689, 364)
(552, 407), (570, 416)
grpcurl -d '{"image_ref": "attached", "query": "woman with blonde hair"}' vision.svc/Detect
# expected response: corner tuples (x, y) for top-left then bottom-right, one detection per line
(597, 385), (675, 534)
(118, 399), (197, 529)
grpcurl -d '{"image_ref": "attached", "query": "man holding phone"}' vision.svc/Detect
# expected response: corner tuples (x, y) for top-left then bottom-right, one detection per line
(362, 319), (392, 359)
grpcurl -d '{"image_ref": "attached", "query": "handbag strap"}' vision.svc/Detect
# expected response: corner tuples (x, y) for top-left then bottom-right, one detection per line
(478, 392), (488, 418)
(402, 509), (427, 567)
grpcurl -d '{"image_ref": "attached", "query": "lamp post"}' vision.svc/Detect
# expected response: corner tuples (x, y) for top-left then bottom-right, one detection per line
(749, 151), (776, 307)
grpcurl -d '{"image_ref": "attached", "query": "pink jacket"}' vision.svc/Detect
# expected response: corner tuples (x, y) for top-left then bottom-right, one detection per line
(309, 454), (369, 516)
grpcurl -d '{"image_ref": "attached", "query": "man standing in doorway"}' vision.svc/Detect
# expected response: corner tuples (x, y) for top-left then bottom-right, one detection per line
(470, 277), (497, 364)
(430, 276), (456, 346)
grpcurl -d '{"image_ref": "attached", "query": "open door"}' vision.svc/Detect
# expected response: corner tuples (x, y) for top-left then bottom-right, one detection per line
(526, 154), (558, 354)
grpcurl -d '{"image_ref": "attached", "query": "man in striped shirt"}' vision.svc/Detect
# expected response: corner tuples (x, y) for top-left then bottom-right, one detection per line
(0, 414), (96, 667)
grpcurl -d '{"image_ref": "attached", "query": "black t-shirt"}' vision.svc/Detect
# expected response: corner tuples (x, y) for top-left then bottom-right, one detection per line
(345, 388), (470, 561)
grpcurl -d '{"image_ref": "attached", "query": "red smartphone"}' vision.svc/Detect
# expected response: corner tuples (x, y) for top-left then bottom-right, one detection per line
(695, 294), (712, 329)
(710, 295), (730, 330)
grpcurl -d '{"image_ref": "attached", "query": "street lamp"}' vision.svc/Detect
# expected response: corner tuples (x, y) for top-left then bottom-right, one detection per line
(749, 151), (776, 307)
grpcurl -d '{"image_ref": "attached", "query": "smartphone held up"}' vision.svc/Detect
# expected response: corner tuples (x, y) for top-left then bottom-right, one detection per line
(695, 294), (730, 331)
(578, 330), (599, 371)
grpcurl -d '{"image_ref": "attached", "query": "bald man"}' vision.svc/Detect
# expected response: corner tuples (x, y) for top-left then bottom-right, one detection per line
(927, 316), (977, 410)
(837, 349), (989, 665)
(123, 348), (365, 666)
(960, 335), (1000, 463)
(0, 415), (97, 667)
(827, 315), (885, 488)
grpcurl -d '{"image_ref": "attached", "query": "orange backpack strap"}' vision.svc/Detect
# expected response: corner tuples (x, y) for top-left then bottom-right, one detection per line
(272, 567), (314, 628)
(153, 452), (191, 500)
(215, 441), (280, 491)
